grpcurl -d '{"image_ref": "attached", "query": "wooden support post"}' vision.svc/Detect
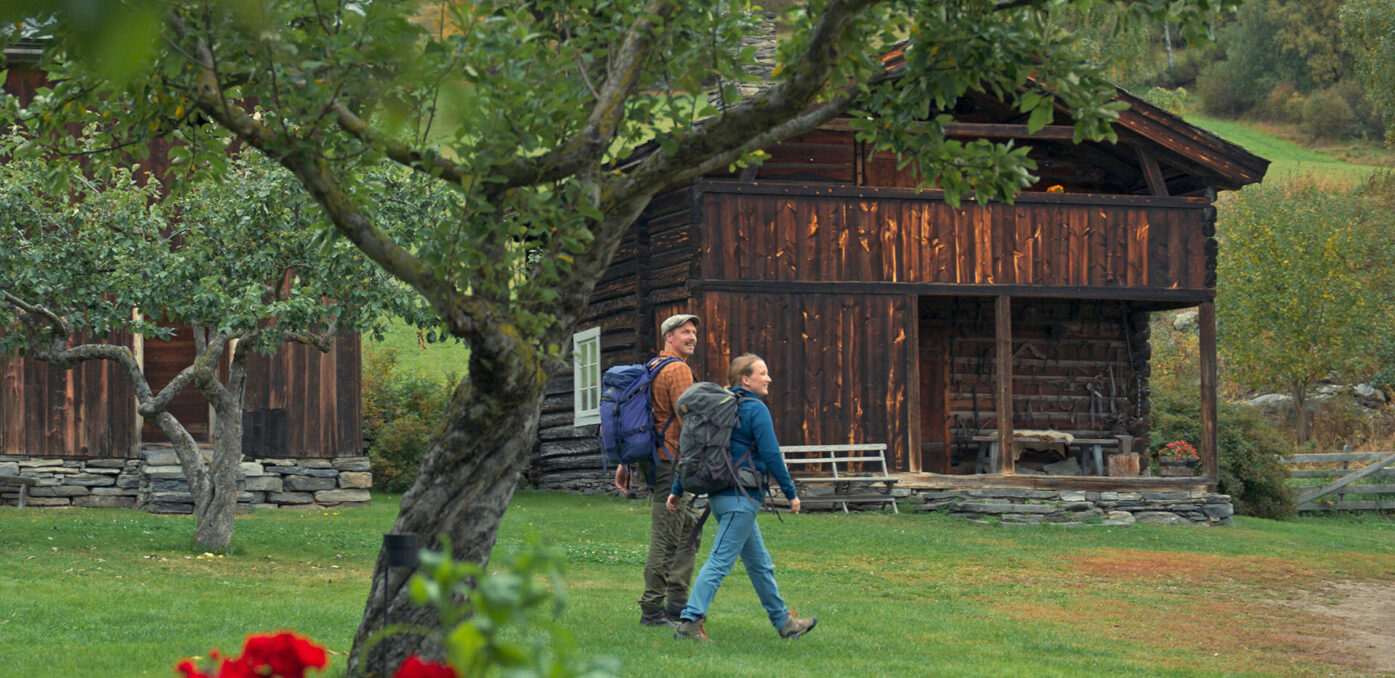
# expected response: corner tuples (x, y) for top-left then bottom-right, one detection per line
(1135, 146), (1169, 197)
(1199, 301), (1218, 481)
(995, 295), (1014, 474)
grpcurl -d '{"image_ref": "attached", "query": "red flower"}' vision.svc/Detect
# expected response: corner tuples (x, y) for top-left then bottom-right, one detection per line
(393, 656), (458, 678)
(175, 660), (213, 678)
(237, 632), (328, 678)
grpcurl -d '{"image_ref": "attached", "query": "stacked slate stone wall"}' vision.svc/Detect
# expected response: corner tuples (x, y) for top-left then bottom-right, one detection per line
(908, 488), (1233, 526)
(1, 447), (371, 511)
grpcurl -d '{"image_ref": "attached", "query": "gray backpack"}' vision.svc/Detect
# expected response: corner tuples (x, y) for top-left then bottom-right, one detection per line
(675, 382), (762, 495)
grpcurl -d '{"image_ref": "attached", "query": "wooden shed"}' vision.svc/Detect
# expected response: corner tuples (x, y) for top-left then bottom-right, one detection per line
(533, 77), (1267, 493)
(1, 48), (361, 463)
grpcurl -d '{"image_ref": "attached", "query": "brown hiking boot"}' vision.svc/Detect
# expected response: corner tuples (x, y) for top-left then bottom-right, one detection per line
(674, 618), (710, 642)
(778, 611), (817, 639)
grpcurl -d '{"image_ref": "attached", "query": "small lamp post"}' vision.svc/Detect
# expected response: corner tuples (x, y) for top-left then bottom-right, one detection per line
(380, 533), (419, 677)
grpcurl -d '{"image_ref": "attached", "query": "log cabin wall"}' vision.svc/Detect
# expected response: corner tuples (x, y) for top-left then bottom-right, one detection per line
(691, 291), (915, 471)
(696, 184), (1214, 290)
(918, 299), (1151, 473)
(694, 186), (1210, 472)
(0, 333), (138, 458)
(241, 335), (362, 459)
(532, 185), (702, 489)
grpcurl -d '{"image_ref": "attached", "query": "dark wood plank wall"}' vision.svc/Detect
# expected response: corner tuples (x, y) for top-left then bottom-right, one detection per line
(699, 189), (1210, 290)
(532, 186), (701, 489)
(241, 334), (362, 458)
(139, 327), (209, 440)
(692, 291), (915, 471)
(0, 333), (137, 458)
(919, 299), (1149, 472)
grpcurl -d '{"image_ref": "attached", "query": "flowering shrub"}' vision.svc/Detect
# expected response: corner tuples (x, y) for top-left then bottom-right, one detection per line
(392, 656), (458, 678)
(174, 540), (615, 678)
(175, 632), (327, 678)
(1160, 439), (1199, 461)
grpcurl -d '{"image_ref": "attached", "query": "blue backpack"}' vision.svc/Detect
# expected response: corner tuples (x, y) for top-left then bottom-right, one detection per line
(598, 357), (682, 476)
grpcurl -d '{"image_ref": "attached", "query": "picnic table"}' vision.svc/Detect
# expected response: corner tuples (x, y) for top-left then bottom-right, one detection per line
(971, 434), (1133, 476)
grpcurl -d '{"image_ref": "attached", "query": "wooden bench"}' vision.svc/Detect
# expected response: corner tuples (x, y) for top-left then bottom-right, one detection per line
(971, 435), (1131, 475)
(778, 444), (899, 514)
(1, 474), (38, 508)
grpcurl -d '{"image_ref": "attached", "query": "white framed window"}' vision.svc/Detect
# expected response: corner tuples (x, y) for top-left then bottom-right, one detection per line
(572, 327), (602, 427)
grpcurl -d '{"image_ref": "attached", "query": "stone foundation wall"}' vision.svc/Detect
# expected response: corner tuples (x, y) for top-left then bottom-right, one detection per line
(909, 488), (1233, 526)
(0, 448), (372, 511)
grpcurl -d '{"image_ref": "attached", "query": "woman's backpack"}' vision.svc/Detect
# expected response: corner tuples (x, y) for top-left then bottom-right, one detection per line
(674, 382), (761, 495)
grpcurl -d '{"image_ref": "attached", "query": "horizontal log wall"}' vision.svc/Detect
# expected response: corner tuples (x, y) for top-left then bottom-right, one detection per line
(0, 332), (137, 458)
(921, 299), (1149, 465)
(531, 186), (701, 490)
(693, 291), (915, 472)
(242, 334), (362, 459)
(699, 186), (1212, 291)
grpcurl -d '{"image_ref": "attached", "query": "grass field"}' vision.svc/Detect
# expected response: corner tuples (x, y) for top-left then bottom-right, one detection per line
(361, 317), (469, 379)
(1185, 114), (1392, 185)
(3, 493), (1392, 677)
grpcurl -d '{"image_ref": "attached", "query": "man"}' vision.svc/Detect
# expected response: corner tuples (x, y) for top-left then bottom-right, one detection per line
(615, 313), (703, 627)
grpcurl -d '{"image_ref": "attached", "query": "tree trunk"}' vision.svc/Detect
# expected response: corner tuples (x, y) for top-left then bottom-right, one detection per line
(149, 408), (227, 545)
(1294, 385), (1309, 445)
(195, 391), (245, 550)
(346, 345), (546, 677)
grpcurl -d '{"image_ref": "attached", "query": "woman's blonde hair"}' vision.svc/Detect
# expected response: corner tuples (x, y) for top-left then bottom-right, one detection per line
(727, 353), (764, 388)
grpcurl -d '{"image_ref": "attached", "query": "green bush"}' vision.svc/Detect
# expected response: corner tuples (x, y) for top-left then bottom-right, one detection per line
(1300, 89), (1357, 140)
(362, 347), (457, 492)
(1255, 83), (1303, 123)
(1195, 61), (1249, 116)
(1142, 86), (1188, 116)
(1150, 388), (1295, 520)
(1371, 335), (1395, 398)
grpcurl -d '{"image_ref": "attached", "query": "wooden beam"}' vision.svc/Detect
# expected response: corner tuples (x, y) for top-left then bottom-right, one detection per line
(689, 279), (1214, 304)
(995, 295), (1014, 474)
(1135, 145), (1170, 196)
(819, 118), (1079, 140)
(907, 295), (922, 473)
(895, 472), (1211, 493)
(699, 179), (1212, 208)
(1199, 301), (1218, 481)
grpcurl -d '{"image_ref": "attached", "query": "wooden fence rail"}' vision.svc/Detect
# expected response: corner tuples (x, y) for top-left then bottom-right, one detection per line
(1278, 449), (1395, 513)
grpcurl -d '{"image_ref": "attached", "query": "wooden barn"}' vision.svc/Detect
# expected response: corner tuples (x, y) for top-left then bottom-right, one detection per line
(533, 73), (1267, 496)
(2, 41), (366, 510)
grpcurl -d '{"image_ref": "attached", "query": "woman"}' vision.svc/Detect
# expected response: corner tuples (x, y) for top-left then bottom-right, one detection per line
(666, 354), (817, 642)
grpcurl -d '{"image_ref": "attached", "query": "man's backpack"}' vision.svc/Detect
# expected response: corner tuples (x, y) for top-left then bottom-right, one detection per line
(598, 357), (681, 474)
(674, 382), (763, 496)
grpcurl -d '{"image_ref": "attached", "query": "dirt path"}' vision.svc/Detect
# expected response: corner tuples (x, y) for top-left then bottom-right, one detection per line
(1278, 581), (1395, 675)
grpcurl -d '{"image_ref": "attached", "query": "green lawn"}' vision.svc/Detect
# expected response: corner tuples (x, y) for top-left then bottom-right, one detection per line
(362, 317), (469, 379)
(3, 493), (1392, 677)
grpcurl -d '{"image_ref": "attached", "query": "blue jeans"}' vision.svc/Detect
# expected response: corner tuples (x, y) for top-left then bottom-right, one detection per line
(680, 491), (788, 629)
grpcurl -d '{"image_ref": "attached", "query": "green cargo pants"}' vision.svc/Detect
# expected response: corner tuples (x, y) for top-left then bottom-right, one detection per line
(637, 460), (703, 615)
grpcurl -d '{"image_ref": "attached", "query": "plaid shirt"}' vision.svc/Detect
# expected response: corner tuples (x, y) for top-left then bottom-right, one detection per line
(649, 349), (694, 462)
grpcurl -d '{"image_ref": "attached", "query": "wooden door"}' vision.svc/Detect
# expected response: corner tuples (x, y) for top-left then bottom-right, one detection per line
(140, 325), (209, 442)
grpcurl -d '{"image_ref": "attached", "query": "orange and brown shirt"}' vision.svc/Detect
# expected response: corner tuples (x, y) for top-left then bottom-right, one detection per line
(649, 349), (694, 462)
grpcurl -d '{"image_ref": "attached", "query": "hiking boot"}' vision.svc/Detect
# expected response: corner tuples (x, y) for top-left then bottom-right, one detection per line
(674, 618), (710, 642)
(640, 610), (677, 628)
(778, 612), (818, 639)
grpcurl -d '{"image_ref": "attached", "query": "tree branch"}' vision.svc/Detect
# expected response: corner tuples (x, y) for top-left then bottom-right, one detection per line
(487, 0), (680, 191)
